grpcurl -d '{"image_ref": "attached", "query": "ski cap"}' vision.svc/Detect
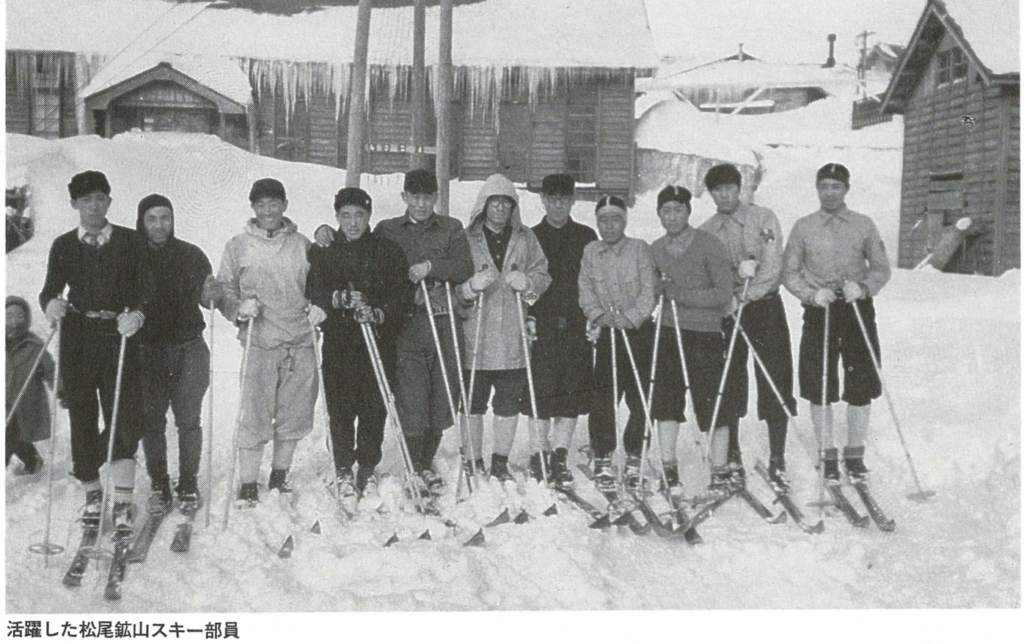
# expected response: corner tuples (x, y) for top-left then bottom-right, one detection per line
(136, 194), (174, 235)
(334, 187), (372, 213)
(816, 163), (850, 187)
(595, 194), (627, 219)
(542, 174), (575, 196)
(404, 169), (438, 195)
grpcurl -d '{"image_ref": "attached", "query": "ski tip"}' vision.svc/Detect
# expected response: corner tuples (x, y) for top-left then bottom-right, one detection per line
(443, 519), (458, 529)
(513, 509), (531, 525)
(310, 520), (322, 535)
(383, 533), (400, 548)
(855, 516), (872, 529)
(588, 515), (611, 530)
(463, 528), (486, 547)
(879, 519), (897, 533)
(485, 508), (511, 528)
(611, 512), (633, 527)
(418, 530), (431, 541)
(770, 511), (788, 524)
(543, 504), (558, 517)
(277, 535), (294, 559)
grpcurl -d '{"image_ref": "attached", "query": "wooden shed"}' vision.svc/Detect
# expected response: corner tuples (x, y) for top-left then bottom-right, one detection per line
(6, 51), (80, 139)
(881, 0), (1020, 275)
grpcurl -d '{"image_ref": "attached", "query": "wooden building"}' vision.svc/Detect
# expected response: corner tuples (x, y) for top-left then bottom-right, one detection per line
(881, 0), (1019, 275)
(6, 51), (80, 139)
(5, 0), (658, 202)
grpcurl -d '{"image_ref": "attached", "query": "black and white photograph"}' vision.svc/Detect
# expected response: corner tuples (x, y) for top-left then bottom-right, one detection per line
(3, 0), (1020, 635)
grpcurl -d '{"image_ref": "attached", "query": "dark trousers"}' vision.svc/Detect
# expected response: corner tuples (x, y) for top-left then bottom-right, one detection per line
(140, 337), (209, 485)
(588, 322), (653, 459)
(799, 298), (882, 406)
(5, 418), (40, 468)
(61, 316), (144, 484)
(394, 313), (462, 470)
(650, 327), (726, 433)
(322, 330), (387, 472)
(527, 322), (594, 419)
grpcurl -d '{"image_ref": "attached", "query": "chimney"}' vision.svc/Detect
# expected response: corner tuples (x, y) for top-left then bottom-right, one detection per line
(738, 43), (744, 61)
(824, 34), (837, 68)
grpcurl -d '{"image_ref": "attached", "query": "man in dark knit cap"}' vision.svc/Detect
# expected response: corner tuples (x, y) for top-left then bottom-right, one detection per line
(306, 187), (410, 507)
(783, 163), (890, 486)
(215, 178), (324, 506)
(699, 163), (797, 490)
(523, 173), (597, 489)
(39, 170), (152, 535)
(135, 194), (216, 513)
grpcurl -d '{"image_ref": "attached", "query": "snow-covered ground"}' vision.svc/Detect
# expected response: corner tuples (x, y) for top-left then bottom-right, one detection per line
(4, 125), (1019, 623)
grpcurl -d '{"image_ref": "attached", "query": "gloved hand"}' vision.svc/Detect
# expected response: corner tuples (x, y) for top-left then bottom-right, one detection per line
(332, 289), (366, 310)
(237, 298), (261, 321)
(469, 268), (498, 293)
(44, 298), (68, 326)
(116, 310), (144, 337)
(842, 281), (865, 302)
(355, 304), (383, 326)
(314, 225), (335, 248)
(307, 304), (327, 327)
(525, 317), (537, 343)
(737, 259), (759, 280)
(408, 261), (432, 283)
(505, 270), (530, 293)
(585, 320), (602, 344)
(201, 275), (223, 309)
(812, 289), (836, 308)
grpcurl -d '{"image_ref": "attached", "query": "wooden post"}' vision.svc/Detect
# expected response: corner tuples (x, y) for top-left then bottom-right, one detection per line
(410, 0), (428, 171)
(436, 0), (454, 215)
(345, 0), (373, 188)
(247, 105), (258, 154)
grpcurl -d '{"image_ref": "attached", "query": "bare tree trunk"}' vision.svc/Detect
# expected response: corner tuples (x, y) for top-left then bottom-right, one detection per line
(410, 0), (428, 171)
(345, 0), (373, 188)
(436, 0), (454, 214)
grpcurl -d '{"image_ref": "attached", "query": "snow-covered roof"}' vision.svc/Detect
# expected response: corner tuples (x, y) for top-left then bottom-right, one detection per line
(80, 53), (254, 107)
(5, 0), (659, 69)
(940, 0), (1019, 75)
(635, 99), (759, 168)
(641, 58), (859, 92)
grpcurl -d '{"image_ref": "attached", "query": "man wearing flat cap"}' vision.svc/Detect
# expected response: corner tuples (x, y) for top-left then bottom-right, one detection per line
(700, 163), (797, 490)
(523, 174), (597, 489)
(783, 163), (891, 487)
(215, 178), (325, 506)
(40, 170), (153, 535)
(306, 187), (410, 506)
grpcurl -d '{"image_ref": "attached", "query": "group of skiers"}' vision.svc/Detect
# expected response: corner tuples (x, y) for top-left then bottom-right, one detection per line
(12, 158), (891, 537)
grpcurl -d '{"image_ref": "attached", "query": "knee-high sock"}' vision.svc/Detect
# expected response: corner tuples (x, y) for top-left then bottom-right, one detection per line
(535, 419), (552, 452)
(550, 417), (577, 451)
(809, 404), (834, 451)
(110, 459), (136, 503)
(657, 420), (679, 463)
(727, 419), (741, 461)
(271, 438), (299, 470)
(466, 415), (485, 463)
(847, 404), (870, 448)
(238, 445), (265, 484)
(710, 425), (730, 467)
(767, 417), (788, 463)
(492, 415), (518, 457)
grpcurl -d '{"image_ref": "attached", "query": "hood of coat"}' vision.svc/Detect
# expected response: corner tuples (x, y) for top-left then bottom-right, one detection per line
(245, 217), (299, 240)
(5, 295), (31, 342)
(468, 174), (523, 232)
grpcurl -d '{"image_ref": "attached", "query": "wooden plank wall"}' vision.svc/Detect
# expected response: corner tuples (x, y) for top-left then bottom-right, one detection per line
(5, 53), (31, 135)
(528, 100), (567, 187)
(596, 78), (634, 196)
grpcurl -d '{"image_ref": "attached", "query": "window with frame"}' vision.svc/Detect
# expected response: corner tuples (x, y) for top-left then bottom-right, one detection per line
(566, 85), (597, 184)
(31, 89), (61, 139)
(937, 47), (968, 85)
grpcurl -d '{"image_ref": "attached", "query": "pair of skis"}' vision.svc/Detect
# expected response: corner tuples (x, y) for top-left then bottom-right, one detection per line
(822, 477), (896, 532)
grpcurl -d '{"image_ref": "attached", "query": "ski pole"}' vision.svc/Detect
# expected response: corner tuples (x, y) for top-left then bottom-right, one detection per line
(309, 318), (333, 465)
(5, 325), (58, 428)
(420, 280), (469, 493)
(30, 320), (64, 566)
(94, 310), (131, 555)
(850, 300), (935, 501)
(445, 281), (478, 492)
(515, 290), (548, 485)
(669, 300), (709, 485)
(222, 320), (254, 530)
(704, 279), (750, 472)
(465, 269), (488, 477)
(610, 321), (621, 479)
(360, 322), (426, 515)
(818, 302), (831, 518)
(204, 307), (215, 528)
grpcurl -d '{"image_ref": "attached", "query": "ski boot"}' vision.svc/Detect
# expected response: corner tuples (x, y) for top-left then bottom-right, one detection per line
(822, 448), (841, 486)
(623, 453), (642, 494)
(464, 457), (487, 480)
(550, 447), (574, 491)
(176, 475), (200, 512)
(15, 446), (43, 475)
(727, 454), (746, 490)
(268, 468), (292, 494)
(148, 475), (173, 514)
(334, 467), (358, 515)
(843, 446), (869, 483)
(529, 451), (552, 483)
(660, 461), (684, 500)
(592, 457), (617, 494)
(708, 466), (733, 499)
(489, 455), (515, 484)
(112, 501), (136, 539)
(420, 468), (446, 496)
(236, 482), (259, 508)
(767, 458), (790, 492)
(81, 489), (104, 529)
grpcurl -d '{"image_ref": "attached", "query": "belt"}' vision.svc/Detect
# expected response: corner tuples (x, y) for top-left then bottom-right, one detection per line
(83, 310), (118, 320)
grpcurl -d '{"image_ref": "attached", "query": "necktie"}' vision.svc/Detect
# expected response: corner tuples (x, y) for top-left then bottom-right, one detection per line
(83, 232), (100, 247)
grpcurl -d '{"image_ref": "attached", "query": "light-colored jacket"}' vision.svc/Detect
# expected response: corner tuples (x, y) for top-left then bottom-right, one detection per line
(456, 174), (551, 370)
(216, 218), (314, 350)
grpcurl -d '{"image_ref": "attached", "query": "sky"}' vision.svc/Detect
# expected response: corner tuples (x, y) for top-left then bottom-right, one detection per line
(643, 0), (928, 65)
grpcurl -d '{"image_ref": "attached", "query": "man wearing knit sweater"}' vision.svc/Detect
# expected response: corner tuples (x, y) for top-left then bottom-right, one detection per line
(699, 164), (797, 490)
(39, 170), (151, 534)
(648, 186), (735, 496)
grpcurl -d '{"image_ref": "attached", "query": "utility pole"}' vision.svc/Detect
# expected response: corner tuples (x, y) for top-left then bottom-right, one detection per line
(345, 0), (373, 188)
(436, 0), (453, 215)
(410, 0), (428, 170)
(857, 30), (875, 99)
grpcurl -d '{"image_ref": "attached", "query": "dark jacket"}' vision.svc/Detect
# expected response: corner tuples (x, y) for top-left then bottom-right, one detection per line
(529, 217), (597, 340)
(136, 237), (212, 345)
(6, 297), (54, 442)
(306, 230), (411, 345)
(39, 224), (154, 328)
